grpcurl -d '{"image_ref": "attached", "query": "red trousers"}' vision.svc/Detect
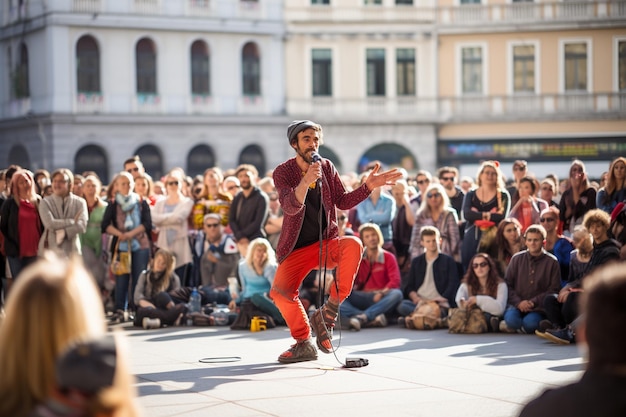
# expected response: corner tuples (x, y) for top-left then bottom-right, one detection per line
(270, 236), (363, 342)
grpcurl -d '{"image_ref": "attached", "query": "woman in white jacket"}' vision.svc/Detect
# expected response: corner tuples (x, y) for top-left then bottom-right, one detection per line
(151, 170), (194, 285)
(455, 252), (508, 332)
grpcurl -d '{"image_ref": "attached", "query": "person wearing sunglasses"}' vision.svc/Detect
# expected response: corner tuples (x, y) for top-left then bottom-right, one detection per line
(190, 213), (240, 303)
(123, 155), (147, 181)
(455, 253), (507, 332)
(437, 166), (465, 219)
(540, 206), (574, 287)
(408, 183), (461, 264)
(151, 170), (194, 285)
(501, 224), (561, 334)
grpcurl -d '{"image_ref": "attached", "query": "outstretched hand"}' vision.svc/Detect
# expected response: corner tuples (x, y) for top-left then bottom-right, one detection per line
(364, 162), (404, 191)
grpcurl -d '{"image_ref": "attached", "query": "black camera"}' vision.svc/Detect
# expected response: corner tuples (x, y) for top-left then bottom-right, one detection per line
(344, 357), (369, 368)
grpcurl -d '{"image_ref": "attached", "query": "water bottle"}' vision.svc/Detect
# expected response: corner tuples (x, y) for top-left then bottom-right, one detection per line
(187, 287), (201, 326)
(190, 287), (201, 313)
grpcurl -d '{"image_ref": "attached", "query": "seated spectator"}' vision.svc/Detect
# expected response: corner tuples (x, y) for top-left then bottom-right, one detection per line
(133, 249), (186, 329)
(398, 226), (460, 318)
(540, 207), (574, 286)
(609, 202), (626, 260)
(28, 333), (140, 417)
(265, 191), (283, 250)
(509, 176), (549, 234)
(501, 225), (561, 334)
(596, 156), (626, 215)
(0, 253), (106, 417)
(191, 214), (240, 303)
(455, 253), (507, 333)
(567, 226), (593, 284)
(231, 237), (284, 326)
(519, 263), (626, 417)
(339, 223), (403, 330)
(409, 183), (460, 263)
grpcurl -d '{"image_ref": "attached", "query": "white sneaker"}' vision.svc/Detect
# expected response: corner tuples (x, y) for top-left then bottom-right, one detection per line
(142, 317), (161, 329)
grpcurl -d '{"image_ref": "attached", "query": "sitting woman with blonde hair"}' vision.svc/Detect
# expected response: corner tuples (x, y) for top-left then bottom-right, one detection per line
(0, 253), (108, 417)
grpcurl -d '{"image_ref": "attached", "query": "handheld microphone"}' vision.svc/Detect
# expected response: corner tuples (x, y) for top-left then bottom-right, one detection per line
(311, 152), (322, 187)
(311, 152), (322, 163)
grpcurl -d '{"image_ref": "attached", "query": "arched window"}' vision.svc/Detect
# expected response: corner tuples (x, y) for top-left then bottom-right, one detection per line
(74, 145), (108, 183)
(187, 144), (215, 177)
(239, 144), (265, 175)
(136, 38), (157, 94)
(135, 144), (163, 180)
(241, 42), (260, 96)
(8, 144), (30, 169)
(358, 143), (417, 173)
(190, 40), (210, 95)
(76, 35), (100, 93)
(13, 43), (29, 98)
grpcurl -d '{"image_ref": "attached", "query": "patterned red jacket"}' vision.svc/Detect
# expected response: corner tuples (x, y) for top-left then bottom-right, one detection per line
(273, 157), (370, 263)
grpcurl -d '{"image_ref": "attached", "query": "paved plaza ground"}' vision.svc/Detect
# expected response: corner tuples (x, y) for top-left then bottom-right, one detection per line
(122, 323), (584, 417)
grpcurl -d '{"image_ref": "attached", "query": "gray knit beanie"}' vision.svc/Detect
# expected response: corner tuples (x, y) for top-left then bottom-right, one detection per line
(287, 120), (317, 146)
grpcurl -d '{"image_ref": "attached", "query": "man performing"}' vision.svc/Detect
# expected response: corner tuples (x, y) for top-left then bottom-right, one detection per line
(270, 120), (402, 364)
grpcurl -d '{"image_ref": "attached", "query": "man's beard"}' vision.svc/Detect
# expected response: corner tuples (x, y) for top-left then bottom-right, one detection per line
(296, 145), (315, 164)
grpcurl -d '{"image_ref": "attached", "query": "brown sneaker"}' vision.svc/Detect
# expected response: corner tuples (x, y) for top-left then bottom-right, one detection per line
(278, 339), (318, 364)
(310, 307), (335, 354)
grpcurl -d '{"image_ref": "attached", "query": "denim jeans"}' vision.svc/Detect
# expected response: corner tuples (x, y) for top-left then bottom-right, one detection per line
(339, 288), (403, 322)
(397, 299), (417, 317)
(7, 256), (38, 280)
(114, 248), (150, 311)
(503, 306), (545, 333)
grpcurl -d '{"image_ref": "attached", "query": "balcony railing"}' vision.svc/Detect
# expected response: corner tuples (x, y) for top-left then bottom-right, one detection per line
(437, 1), (626, 26)
(287, 92), (626, 121)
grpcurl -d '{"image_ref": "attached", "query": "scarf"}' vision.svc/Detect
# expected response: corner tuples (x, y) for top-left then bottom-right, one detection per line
(115, 192), (141, 251)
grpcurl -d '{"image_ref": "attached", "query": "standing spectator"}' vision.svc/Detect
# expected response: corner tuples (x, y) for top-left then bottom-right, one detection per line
(79, 174), (108, 290)
(541, 207), (574, 286)
(0, 169), (42, 280)
(409, 170), (432, 213)
(509, 176), (549, 234)
(437, 166), (465, 218)
(133, 248), (186, 329)
(72, 174), (85, 199)
(102, 172), (152, 322)
(191, 213), (240, 303)
(409, 183), (460, 262)
(223, 176), (241, 199)
(228, 164), (269, 257)
(520, 263), (626, 417)
(539, 178), (558, 207)
(461, 161), (510, 272)
(356, 179), (396, 251)
(33, 169), (51, 196)
(151, 170), (194, 284)
(455, 253), (508, 332)
(134, 173), (158, 206)
(460, 175), (474, 194)
(0, 253), (106, 417)
(38, 169), (88, 257)
(507, 160), (528, 207)
(198, 167), (232, 227)
(559, 159), (596, 236)
(339, 223), (403, 330)
(390, 179), (415, 271)
(490, 217), (524, 277)
(596, 156), (626, 215)
(265, 191), (283, 250)
(123, 155), (148, 180)
(501, 225), (561, 334)
(398, 226), (460, 318)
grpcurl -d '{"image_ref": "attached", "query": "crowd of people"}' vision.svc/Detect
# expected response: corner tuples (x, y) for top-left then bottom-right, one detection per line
(0, 155), (624, 341)
(0, 122), (624, 414)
